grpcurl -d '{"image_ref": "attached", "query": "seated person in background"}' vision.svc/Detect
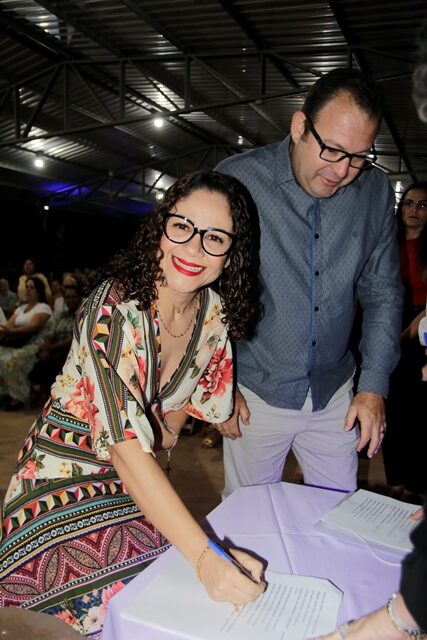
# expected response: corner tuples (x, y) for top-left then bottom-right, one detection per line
(71, 266), (86, 287)
(17, 258), (51, 303)
(48, 277), (63, 312)
(29, 284), (83, 402)
(0, 279), (17, 318)
(83, 266), (98, 290)
(53, 273), (79, 314)
(0, 276), (52, 409)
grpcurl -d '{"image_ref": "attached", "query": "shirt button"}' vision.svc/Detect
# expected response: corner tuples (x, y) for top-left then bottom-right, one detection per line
(315, 270), (320, 276)
(314, 233), (320, 239)
(314, 306), (319, 312)
(312, 340), (317, 346)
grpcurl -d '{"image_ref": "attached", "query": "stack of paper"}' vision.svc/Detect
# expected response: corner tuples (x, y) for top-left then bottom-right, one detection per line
(121, 553), (342, 639)
(315, 489), (418, 553)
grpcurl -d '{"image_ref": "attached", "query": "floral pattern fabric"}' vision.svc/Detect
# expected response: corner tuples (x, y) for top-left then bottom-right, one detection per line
(0, 280), (233, 636)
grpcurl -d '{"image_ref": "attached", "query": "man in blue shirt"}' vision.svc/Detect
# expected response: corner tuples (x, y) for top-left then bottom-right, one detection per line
(216, 68), (403, 495)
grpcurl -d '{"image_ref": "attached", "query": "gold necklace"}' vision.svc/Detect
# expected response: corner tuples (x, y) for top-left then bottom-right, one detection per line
(155, 296), (198, 338)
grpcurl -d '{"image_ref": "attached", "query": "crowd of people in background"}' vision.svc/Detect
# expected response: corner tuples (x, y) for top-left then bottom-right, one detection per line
(0, 258), (97, 410)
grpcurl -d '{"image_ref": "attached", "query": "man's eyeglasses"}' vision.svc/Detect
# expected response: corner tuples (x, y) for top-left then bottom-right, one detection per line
(163, 214), (236, 257)
(305, 116), (377, 170)
(403, 198), (427, 210)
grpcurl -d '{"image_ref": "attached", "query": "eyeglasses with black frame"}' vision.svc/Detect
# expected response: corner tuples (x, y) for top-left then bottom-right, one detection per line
(305, 115), (377, 170)
(163, 214), (236, 257)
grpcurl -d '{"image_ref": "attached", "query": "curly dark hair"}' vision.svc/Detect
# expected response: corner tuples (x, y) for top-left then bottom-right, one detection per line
(26, 275), (47, 303)
(302, 68), (384, 135)
(395, 181), (427, 244)
(104, 171), (260, 341)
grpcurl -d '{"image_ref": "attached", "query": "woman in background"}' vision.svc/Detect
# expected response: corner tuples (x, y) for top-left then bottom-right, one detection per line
(48, 277), (63, 312)
(29, 284), (83, 404)
(382, 182), (427, 502)
(0, 275), (51, 409)
(16, 258), (51, 303)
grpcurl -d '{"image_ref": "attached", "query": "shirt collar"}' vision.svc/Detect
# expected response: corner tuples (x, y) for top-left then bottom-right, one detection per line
(273, 135), (295, 187)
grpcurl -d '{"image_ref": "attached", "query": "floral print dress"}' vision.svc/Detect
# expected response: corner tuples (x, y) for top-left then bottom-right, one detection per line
(0, 280), (233, 637)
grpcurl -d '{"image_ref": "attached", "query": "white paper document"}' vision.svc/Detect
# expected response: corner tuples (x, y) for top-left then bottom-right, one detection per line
(315, 489), (417, 552)
(121, 553), (342, 639)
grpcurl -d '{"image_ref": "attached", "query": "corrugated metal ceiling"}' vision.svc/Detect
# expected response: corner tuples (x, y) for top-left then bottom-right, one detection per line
(0, 0), (426, 215)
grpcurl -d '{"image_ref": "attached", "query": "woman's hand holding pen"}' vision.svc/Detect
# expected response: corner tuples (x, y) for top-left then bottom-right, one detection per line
(198, 545), (265, 606)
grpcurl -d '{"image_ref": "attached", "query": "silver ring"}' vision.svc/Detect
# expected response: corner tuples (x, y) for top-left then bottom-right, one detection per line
(337, 622), (350, 638)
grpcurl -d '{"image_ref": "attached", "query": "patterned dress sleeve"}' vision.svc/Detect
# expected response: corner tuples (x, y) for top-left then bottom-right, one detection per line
(70, 285), (156, 462)
(184, 328), (234, 424)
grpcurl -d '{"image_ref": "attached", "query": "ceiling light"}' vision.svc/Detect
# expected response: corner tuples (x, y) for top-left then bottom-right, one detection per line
(156, 191), (164, 201)
(34, 154), (45, 168)
(43, 204), (50, 211)
(32, 139), (44, 150)
(154, 117), (164, 129)
(238, 136), (244, 145)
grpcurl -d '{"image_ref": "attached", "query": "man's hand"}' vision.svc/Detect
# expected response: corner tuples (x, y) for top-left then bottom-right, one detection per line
(344, 391), (385, 458)
(215, 389), (250, 440)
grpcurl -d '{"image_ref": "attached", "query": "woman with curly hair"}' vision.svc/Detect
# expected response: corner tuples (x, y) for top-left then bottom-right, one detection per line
(0, 171), (265, 637)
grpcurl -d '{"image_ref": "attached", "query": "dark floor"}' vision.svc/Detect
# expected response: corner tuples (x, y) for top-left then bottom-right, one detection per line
(0, 407), (388, 521)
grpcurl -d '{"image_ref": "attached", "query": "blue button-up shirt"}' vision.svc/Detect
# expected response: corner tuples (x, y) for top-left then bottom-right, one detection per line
(217, 136), (403, 411)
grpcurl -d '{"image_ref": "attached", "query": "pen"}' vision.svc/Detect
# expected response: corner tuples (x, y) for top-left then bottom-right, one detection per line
(208, 539), (260, 584)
